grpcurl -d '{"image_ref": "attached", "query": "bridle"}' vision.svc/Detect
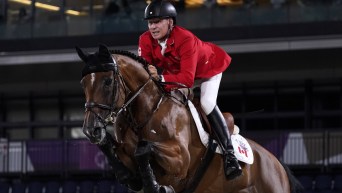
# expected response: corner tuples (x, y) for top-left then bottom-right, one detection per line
(84, 59), (159, 131)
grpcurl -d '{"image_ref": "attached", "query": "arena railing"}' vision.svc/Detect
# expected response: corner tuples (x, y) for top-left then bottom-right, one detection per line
(0, 130), (341, 176)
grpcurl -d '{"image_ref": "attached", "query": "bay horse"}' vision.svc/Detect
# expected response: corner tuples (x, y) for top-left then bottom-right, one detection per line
(77, 45), (302, 193)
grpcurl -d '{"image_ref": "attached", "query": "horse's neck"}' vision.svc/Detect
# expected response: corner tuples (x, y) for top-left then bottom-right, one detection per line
(134, 82), (162, 112)
(119, 57), (150, 91)
(121, 65), (162, 123)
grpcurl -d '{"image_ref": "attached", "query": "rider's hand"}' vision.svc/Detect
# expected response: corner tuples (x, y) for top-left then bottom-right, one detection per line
(148, 65), (160, 81)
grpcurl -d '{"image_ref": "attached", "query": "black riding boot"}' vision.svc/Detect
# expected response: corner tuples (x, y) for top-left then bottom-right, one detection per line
(207, 106), (242, 180)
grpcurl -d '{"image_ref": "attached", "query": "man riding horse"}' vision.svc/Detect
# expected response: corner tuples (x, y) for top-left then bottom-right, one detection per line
(77, 43), (300, 193)
(138, 0), (242, 180)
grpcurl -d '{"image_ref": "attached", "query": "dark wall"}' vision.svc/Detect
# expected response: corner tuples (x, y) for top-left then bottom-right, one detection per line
(1, 21), (342, 52)
(1, 48), (341, 95)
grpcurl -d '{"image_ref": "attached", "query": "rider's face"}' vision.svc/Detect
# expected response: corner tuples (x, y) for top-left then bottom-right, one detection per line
(147, 18), (172, 41)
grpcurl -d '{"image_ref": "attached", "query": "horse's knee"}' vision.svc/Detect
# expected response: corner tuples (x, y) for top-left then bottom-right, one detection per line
(135, 140), (153, 160)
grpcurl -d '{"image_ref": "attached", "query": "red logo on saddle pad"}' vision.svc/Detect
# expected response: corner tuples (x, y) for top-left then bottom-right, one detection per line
(238, 146), (248, 157)
(232, 134), (254, 164)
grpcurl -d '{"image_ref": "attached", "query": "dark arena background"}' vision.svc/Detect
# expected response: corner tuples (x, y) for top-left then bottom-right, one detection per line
(1, 0), (342, 192)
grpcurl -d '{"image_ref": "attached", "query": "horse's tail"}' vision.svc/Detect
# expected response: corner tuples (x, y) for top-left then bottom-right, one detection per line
(280, 160), (304, 193)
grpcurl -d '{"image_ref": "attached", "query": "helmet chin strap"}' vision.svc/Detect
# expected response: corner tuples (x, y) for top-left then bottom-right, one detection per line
(167, 19), (174, 36)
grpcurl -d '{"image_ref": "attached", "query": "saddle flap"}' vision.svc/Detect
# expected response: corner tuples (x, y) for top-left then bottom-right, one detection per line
(170, 88), (194, 104)
(231, 133), (254, 164)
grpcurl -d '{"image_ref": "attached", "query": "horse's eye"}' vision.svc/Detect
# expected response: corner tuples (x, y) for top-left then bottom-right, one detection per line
(104, 78), (113, 86)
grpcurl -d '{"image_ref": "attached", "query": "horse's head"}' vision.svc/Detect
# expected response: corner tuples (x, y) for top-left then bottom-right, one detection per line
(77, 44), (123, 144)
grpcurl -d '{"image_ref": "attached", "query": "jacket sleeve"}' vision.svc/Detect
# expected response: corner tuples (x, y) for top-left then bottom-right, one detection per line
(138, 34), (153, 64)
(163, 36), (197, 88)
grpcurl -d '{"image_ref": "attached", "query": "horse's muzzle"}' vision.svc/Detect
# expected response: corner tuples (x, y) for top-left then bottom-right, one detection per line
(83, 125), (106, 144)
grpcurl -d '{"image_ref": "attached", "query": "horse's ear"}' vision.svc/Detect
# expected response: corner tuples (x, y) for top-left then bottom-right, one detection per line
(98, 44), (112, 57)
(75, 46), (88, 63)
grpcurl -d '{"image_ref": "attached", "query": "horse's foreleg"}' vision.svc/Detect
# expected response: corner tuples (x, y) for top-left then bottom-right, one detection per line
(135, 141), (175, 193)
(98, 133), (143, 191)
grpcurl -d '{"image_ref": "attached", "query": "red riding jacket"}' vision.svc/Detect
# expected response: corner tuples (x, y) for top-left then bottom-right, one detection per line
(138, 26), (231, 90)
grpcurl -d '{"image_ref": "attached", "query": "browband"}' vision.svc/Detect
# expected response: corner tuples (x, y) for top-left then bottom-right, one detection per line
(82, 62), (117, 77)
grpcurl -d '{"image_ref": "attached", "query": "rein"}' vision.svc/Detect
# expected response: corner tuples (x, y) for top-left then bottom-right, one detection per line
(105, 76), (153, 125)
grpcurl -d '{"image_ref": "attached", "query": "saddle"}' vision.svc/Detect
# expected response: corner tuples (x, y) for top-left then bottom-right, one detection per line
(170, 88), (235, 137)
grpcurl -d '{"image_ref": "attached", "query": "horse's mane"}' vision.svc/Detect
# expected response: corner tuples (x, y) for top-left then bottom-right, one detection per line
(110, 50), (149, 70)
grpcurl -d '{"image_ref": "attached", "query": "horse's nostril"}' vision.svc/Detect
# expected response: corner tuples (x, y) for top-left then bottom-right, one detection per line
(83, 126), (105, 144)
(93, 127), (103, 138)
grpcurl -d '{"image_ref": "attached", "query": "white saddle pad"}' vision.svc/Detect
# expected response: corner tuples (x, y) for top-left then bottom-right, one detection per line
(188, 101), (254, 164)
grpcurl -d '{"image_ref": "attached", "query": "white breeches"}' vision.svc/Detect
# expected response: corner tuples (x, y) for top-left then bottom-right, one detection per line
(193, 73), (222, 115)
